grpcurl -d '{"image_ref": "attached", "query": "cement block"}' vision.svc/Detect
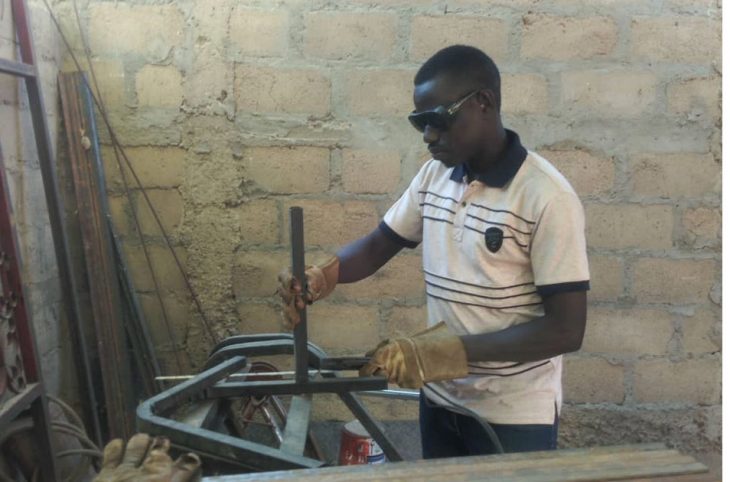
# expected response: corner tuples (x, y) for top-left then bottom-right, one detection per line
(632, 257), (716, 304)
(304, 12), (398, 61)
(630, 153), (720, 199)
(521, 14), (618, 60)
(409, 16), (507, 62)
(585, 203), (674, 250)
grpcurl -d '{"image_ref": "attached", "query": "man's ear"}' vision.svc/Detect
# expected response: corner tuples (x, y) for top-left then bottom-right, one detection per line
(477, 89), (498, 113)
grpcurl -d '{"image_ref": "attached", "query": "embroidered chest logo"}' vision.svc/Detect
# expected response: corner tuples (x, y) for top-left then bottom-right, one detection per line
(484, 227), (504, 253)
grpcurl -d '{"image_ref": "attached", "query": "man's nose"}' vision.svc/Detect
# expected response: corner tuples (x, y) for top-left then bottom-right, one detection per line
(422, 125), (440, 144)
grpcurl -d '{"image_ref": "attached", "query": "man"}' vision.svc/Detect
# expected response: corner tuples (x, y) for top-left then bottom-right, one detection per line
(278, 45), (589, 458)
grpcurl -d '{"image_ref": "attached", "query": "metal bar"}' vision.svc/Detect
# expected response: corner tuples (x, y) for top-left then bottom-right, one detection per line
(81, 73), (162, 393)
(338, 391), (403, 462)
(157, 370), (334, 382)
(180, 400), (218, 429)
(206, 338), (330, 370)
(0, 145), (36, 385)
(206, 340), (297, 368)
(57, 0), (211, 359)
(318, 357), (371, 371)
(59, 72), (135, 438)
(10, 0), (103, 446)
(289, 207), (308, 384)
(137, 355), (325, 471)
(0, 383), (41, 427)
(357, 389), (420, 401)
(138, 412), (323, 471)
(279, 395), (312, 456)
(113, 229), (162, 393)
(260, 404), (285, 444)
(0, 57), (34, 77)
(208, 376), (387, 398)
(148, 356), (248, 414)
(28, 392), (58, 482)
(210, 333), (295, 354)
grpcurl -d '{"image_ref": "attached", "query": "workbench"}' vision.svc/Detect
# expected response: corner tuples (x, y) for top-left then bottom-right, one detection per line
(201, 443), (714, 481)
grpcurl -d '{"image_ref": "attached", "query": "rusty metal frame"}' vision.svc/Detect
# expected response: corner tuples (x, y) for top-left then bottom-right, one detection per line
(3, 0), (103, 454)
(0, 142), (58, 481)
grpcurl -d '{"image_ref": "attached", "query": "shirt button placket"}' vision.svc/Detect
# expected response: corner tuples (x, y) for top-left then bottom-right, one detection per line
(454, 181), (478, 242)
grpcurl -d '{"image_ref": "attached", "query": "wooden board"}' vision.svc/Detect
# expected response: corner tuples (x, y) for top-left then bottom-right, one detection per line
(202, 444), (713, 482)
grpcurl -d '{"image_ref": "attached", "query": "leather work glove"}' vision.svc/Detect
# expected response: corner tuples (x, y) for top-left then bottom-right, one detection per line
(359, 322), (469, 389)
(93, 433), (201, 482)
(277, 256), (339, 328)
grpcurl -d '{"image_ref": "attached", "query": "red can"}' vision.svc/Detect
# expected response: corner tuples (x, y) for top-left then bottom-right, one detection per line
(338, 420), (385, 465)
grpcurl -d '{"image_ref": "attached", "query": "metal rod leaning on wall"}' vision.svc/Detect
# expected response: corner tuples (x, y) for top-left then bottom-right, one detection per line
(40, 0), (220, 362)
(9, 0), (103, 447)
(79, 72), (162, 394)
(58, 71), (136, 439)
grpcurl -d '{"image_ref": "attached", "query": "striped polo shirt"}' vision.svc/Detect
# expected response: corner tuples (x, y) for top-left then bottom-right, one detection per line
(379, 129), (589, 425)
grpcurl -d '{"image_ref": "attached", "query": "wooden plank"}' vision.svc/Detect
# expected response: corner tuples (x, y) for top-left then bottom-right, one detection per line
(280, 395), (312, 456)
(202, 444), (709, 482)
(631, 475), (718, 482)
(309, 450), (705, 482)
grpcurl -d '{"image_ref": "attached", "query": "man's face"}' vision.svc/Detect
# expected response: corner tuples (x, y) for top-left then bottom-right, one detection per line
(412, 75), (485, 168)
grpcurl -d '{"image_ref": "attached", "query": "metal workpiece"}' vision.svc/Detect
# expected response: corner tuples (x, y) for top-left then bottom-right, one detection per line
(208, 376), (387, 398)
(136, 207), (404, 473)
(206, 337), (372, 374)
(137, 357), (324, 472)
(137, 335), (401, 471)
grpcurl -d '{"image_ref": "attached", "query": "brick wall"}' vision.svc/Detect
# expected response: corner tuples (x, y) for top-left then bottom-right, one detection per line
(58, 0), (719, 466)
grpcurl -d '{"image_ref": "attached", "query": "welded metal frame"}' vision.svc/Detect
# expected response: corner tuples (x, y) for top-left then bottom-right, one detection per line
(137, 207), (404, 472)
(137, 334), (404, 471)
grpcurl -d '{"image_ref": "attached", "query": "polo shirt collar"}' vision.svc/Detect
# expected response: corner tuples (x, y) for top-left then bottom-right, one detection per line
(449, 129), (528, 187)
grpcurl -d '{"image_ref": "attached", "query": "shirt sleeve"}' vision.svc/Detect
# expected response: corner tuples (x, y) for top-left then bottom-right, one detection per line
(531, 191), (590, 297)
(379, 164), (426, 248)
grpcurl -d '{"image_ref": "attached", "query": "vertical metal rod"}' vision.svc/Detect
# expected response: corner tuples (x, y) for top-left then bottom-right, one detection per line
(289, 207), (308, 385)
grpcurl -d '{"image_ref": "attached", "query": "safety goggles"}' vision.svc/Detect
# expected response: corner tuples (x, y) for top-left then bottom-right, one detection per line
(407, 90), (479, 133)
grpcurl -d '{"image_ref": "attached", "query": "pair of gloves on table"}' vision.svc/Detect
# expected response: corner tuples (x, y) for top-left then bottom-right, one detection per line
(93, 433), (201, 482)
(277, 257), (468, 389)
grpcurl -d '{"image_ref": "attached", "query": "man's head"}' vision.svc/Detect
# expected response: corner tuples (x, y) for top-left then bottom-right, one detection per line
(410, 45), (502, 167)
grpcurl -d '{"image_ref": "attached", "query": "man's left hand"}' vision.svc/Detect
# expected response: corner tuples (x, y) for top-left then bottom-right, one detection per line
(359, 322), (469, 388)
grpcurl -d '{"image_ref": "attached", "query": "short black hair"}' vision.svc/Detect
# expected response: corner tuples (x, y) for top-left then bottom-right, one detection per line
(414, 45), (501, 111)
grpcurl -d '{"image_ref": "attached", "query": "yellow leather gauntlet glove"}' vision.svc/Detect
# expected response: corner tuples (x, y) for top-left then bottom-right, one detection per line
(359, 322), (469, 389)
(277, 256), (339, 328)
(93, 433), (201, 482)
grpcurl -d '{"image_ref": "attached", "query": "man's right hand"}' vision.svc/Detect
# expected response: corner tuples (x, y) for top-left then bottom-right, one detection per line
(277, 256), (339, 328)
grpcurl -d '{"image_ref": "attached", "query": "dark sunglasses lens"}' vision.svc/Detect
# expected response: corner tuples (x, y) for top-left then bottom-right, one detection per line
(408, 114), (426, 132)
(408, 112), (449, 132)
